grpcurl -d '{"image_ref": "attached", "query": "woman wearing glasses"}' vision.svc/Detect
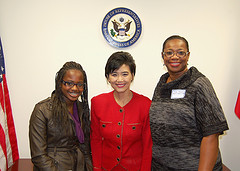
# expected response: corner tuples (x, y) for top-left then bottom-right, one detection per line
(90, 52), (152, 171)
(29, 61), (92, 171)
(150, 35), (228, 170)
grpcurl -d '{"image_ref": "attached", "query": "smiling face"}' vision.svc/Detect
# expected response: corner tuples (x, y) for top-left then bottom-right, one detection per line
(108, 64), (133, 95)
(61, 69), (84, 105)
(162, 39), (190, 76)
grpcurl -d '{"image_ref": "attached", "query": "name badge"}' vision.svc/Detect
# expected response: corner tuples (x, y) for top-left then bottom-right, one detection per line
(171, 89), (186, 99)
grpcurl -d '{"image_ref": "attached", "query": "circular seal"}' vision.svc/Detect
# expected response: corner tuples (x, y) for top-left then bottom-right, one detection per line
(102, 7), (142, 48)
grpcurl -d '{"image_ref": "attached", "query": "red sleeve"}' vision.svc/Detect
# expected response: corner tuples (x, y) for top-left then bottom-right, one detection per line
(90, 98), (102, 171)
(140, 100), (152, 171)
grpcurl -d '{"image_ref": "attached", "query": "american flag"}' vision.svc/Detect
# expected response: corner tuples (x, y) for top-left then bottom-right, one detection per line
(0, 38), (19, 170)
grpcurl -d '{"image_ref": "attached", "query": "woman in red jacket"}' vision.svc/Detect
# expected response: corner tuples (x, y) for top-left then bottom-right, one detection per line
(90, 51), (152, 171)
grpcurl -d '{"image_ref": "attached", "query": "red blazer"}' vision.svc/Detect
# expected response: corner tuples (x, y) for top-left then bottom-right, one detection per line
(90, 91), (152, 171)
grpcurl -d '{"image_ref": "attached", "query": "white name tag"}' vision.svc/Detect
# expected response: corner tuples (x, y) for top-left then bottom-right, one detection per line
(171, 89), (186, 99)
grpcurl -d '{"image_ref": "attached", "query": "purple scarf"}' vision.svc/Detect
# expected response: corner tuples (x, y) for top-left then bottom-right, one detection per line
(69, 102), (84, 143)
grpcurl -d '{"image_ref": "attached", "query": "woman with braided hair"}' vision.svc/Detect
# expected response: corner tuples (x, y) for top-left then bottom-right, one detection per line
(29, 61), (93, 171)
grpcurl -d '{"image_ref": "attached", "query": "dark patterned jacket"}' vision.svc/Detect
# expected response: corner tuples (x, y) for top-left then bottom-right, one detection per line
(150, 67), (228, 171)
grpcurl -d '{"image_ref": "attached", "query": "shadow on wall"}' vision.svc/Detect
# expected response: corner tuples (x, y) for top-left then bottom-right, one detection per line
(223, 163), (231, 171)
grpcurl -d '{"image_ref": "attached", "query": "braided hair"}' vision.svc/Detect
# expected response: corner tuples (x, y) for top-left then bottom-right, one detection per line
(52, 61), (90, 139)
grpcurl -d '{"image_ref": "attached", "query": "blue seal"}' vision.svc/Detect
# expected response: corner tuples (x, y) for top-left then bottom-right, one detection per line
(102, 7), (142, 48)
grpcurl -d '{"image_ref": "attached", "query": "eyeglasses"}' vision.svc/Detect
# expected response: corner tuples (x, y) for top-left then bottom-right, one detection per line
(62, 80), (85, 88)
(163, 51), (189, 58)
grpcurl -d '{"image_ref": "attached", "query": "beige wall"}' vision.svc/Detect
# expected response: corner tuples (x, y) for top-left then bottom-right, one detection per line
(0, 0), (239, 170)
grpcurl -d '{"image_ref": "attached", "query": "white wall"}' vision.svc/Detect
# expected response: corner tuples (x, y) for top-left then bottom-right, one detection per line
(0, 0), (239, 170)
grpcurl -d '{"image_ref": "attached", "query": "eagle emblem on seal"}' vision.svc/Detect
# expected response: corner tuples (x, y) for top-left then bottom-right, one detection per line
(110, 17), (132, 38)
(102, 7), (142, 48)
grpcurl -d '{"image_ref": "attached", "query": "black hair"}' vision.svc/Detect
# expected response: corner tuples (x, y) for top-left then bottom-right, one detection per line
(105, 51), (136, 79)
(162, 35), (189, 52)
(53, 61), (90, 139)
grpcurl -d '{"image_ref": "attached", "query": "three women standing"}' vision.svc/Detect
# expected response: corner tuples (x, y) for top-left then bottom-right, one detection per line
(29, 37), (229, 171)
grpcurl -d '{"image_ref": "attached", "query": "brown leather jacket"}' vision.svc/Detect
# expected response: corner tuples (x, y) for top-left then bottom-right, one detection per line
(29, 94), (92, 171)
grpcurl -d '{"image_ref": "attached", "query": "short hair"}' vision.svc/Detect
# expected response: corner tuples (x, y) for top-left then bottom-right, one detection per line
(105, 51), (136, 79)
(162, 35), (189, 52)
